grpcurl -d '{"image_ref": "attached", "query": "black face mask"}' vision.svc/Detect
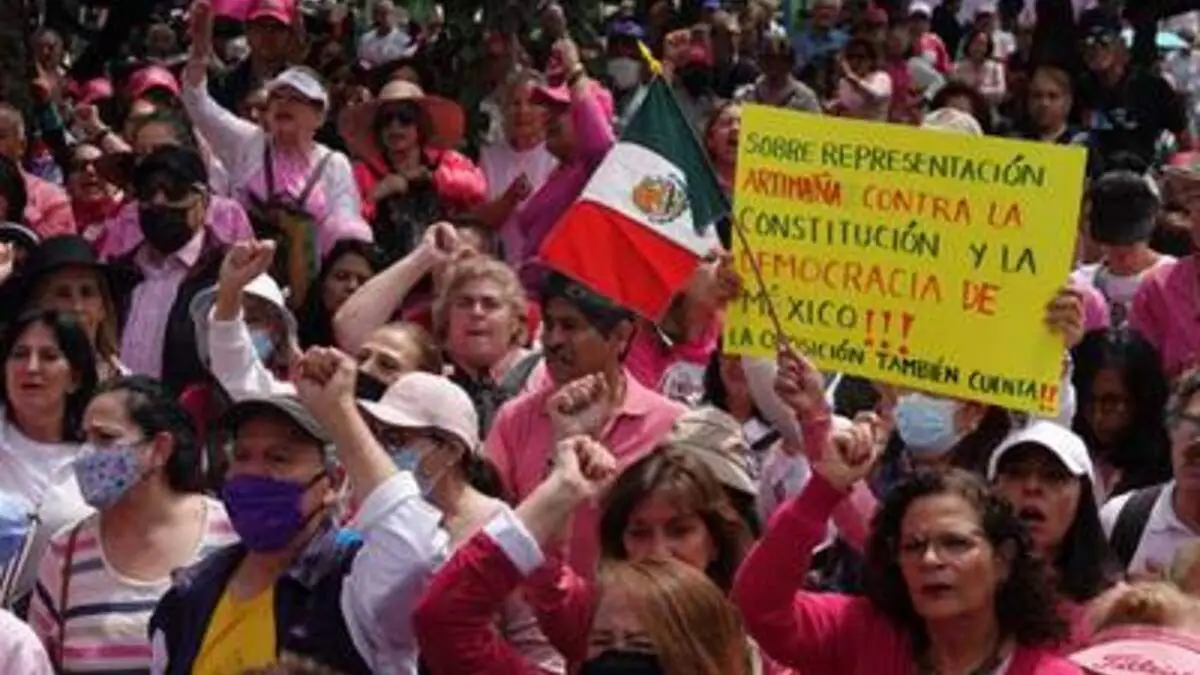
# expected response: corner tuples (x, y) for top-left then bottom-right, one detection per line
(138, 203), (196, 255)
(677, 65), (713, 98)
(581, 651), (664, 675)
(355, 370), (389, 402)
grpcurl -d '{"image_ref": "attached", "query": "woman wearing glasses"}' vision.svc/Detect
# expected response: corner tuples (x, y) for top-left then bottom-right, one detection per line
(732, 350), (1080, 675)
(339, 79), (485, 266)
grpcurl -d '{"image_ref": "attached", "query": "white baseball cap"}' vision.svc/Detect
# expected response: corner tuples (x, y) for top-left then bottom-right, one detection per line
(987, 421), (1097, 490)
(908, 1), (933, 17)
(266, 67), (329, 110)
(921, 107), (984, 136)
(359, 372), (480, 454)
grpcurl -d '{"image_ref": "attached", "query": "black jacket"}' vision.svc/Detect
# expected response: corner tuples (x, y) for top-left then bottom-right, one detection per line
(111, 234), (226, 395)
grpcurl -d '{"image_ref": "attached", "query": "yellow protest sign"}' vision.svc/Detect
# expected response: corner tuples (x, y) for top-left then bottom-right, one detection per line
(725, 105), (1086, 414)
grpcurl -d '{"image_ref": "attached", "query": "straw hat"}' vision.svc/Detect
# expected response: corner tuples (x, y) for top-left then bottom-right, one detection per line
(338, 79), (465, 172)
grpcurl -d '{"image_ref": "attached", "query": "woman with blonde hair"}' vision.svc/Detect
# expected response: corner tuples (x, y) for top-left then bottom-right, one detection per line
(1068, 582), (1200, 675)
(415, 436), (753, 675)
(432, 255), (539, 427)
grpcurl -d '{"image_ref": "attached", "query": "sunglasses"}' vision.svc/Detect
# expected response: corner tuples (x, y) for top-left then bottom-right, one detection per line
(377, 102), (420, 128)
(1081, 34), (1119, 49)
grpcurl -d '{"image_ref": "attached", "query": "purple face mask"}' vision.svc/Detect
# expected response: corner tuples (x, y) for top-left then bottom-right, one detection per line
(221, 472), (327, 552)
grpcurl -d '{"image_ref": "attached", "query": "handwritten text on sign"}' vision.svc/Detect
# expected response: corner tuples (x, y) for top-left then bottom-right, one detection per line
(724, 105), (1085, 414)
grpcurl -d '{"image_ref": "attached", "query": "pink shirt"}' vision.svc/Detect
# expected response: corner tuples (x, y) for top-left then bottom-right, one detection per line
(22, 172), (76, 238)
(1130, 255), (1200, 378)
(485, 372), (685, 576)
(733, 476), (1083, 675)
(97, 197), (253, 261)
(119, 232), (206, 378)
(624, 321), (719, 403)
(503, 85), (615, 284)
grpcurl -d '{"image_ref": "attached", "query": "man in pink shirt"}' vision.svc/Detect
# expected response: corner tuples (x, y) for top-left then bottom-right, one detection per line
(0, 104), (76, 238)
(486, 272), (685, 576)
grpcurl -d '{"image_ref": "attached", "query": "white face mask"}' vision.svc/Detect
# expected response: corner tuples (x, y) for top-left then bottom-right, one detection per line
(606, 57), (642, 91)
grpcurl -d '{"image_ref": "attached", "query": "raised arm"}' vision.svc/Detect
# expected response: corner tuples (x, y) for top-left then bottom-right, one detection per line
(414, 436), (615, 674)
(295, 347), (447, 672)
(209, 241), (296, 399)
(180, 1), (264, 172)
(732, 417), (884, 671)
(332, 222), (457, 351)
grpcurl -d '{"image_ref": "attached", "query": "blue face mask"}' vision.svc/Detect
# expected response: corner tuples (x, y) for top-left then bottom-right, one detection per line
(389, 445), (436, 497)
(0, 493), (31, 568)
(894, 393), (964, 457)
(250, 329), (276, 362)
(74, 443), (147, 509)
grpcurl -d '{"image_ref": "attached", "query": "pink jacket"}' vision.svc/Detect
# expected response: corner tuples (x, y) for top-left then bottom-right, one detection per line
(414, 530), (557, 675)
(22, 172), (75, 238)
(1130, 255), (1200, 378)
(732, 476), (1082, 675)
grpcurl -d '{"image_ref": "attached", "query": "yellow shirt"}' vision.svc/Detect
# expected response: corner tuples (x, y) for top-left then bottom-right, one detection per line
(192, 585), (277, 675)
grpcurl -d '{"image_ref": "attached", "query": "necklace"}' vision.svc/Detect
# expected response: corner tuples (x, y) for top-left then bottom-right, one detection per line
(916, 637), (1010, 675)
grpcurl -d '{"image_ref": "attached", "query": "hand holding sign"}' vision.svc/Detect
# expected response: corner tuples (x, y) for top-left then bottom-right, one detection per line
(1045, 287), (1085, 350)
(774, 343), (828, 423)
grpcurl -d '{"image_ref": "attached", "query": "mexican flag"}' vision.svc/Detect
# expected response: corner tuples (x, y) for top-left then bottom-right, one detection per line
(539, 78), (728, 321)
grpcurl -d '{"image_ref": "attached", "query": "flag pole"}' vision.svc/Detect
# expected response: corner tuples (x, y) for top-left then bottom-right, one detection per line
(732, 219), (788, 346)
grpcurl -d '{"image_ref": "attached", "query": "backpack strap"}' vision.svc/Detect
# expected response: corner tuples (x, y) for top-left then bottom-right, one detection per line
(1110, 485), (1165, 569)
(263, 144), (276, 200)
(55, 522), (83, 671)
(499, 352), (543, 398)
(296, 151), (334, 210)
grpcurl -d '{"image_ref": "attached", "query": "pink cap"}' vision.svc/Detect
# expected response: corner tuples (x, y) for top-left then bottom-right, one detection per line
(73, 78), (114, 105)
(1069, 625), (1200, 675)
(532, 79), (615, 122)
(358, 373), (480, 453)
(126, 66), (180, 100)
(248, 0), (295, 25)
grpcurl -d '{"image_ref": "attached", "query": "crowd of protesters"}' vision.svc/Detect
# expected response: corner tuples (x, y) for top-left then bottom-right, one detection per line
(0, 0), (1195, 673)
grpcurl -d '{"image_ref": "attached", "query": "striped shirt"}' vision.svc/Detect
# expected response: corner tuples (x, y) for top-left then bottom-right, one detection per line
(28, 498), (237, 674)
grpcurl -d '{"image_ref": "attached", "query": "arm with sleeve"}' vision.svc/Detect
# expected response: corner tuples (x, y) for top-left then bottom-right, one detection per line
(207, 307), (297, 399)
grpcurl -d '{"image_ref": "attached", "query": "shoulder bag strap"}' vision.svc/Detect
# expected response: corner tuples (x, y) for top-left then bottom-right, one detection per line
(55, 522), (83, 672)
(295, 151), (335, 210)
(498, 352), (543, 398)
(1110, 485), (1165, 569)
(263, 144), (276, 201)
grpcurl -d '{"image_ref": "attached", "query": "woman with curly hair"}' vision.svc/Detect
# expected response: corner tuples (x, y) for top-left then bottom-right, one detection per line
(732, 350), (1080, 674)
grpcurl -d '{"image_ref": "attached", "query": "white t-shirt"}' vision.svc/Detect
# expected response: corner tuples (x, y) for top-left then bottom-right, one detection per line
(357, 27), (415, 68)
(0, 413), (90, 605)
(1072, 256), (1175, 328)
(1101, 481), (1198, 576)
(479, 139), (559, 205)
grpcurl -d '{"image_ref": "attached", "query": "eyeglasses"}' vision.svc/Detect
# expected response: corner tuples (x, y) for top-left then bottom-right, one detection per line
(897, 531), (985, 561)
(1081, 34), (1119, 49)
(377, 103), (420, 128)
